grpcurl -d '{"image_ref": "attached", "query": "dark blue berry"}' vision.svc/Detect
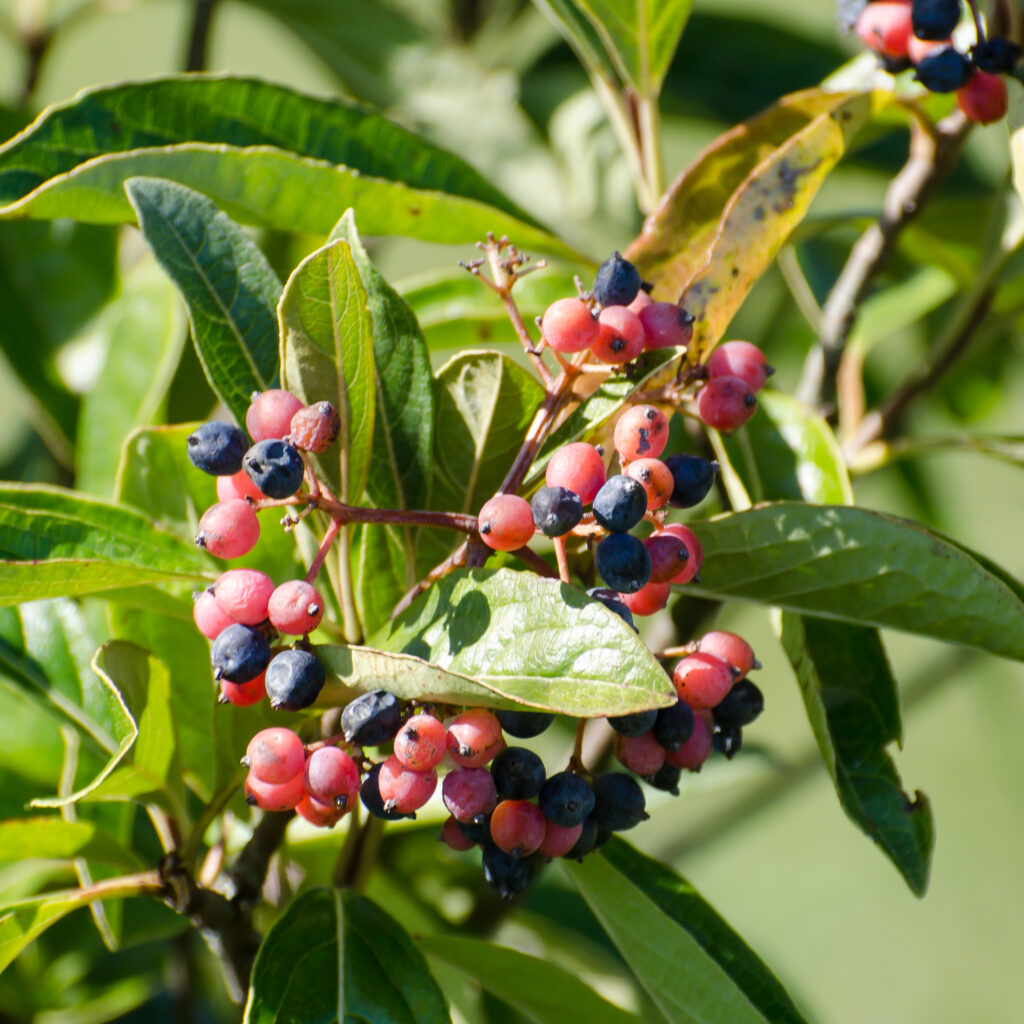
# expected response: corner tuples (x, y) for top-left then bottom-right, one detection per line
(539, 771), (595, 827)
(713, 724), (743, 759)
(592, 476), (647, 533)
(593, 252), (642, 308)
(530, 486), (583, 537)
(645, 762), (682, 795)
(265, 649), (325, 711)
(456, 813), (492, 844)
(912, 0), (961, 40)
(491, 747), (546, 800)
(482, 844), (540, 899)
(713, 679), (765, 728)
(361, 763), (413, 821)
(595, 533), (651, 594)
(971, 38), (1021, 73)
(243, 439), (305, 499)
(342, 690), (402, 745)
(211, 623), (271, 683)
(586, 587), (636, 631)
(187, 421), (247, 476)
(914, 47), (972, 92)
(593, 772), (648, 832)
(663, 454), (718, 508)
(653, 699), (695, 751)
(495, 708), (554, 739)
(608, 709), (658, 737)
(565, 814), (599, 860)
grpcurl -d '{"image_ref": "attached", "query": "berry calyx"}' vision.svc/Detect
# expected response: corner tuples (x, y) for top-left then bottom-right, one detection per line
(195, 500), (260, 560)
(245, 727), (305, 784)
(246, 389), (304, 442)
(296, 794), (345, 828)
(541, 297), (599, 353)
(644, 533), (689, 584)
(267, 579), (324, 635)
(360, 763), (412, 821)
(478, 494), (535, 551)
(218, 675), (266, 707)
(613, 404), (670, 462)
(696, 376), (757, 431)
(545, 443), (606, 504)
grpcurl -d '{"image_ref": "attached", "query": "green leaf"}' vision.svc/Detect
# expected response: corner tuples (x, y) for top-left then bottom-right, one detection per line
(244, 887), (450, 1024)
(686, 503), (1024, 662)
(352, 523), (414, 642)
(125, 177), (281, 427)
(0, 819), (141, 871)
(777, 614), (933, 895)
(420, 935), (638, 1024)
(1008, 78), (1024, 205)
(566, 838), (808, 1024)
(76, 256), (186, 496)
(365, 568), (676, 716)
(530, 0), (619, 81)
(0, 483), (209, 605)
(279, 237), (375, 505)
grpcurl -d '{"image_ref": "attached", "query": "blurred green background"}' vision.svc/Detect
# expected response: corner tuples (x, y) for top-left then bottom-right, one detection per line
(0, 1), (1022, 1022)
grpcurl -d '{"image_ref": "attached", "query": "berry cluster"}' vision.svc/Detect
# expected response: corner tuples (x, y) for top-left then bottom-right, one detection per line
(850, 0), (1018, 123)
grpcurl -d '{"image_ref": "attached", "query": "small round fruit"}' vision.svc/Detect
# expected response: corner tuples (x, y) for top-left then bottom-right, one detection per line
(613, 405), (669, 461)
(539, 821), (584, 859)
(714, 724), (743, 759)
(211, 624), (271, 683)
(245, 727), (305, 784)
(696, 376), (757, 431)
(914, 46), (971, 92)
(495, 708), (554, 739)
(303, 746), (360, 810)
(644, 534), (689, 584)
(216, 470), (265, 503)
(625, 458), (674, 510)
(539, 771), (595, 827)
(592, 773), (648, 831)
(662, 454), (718, 508)
(592, 475), (648, 533)
(613, 731), (666, 775)
(360, 763), (412, 821)
(907, 34), (948, 63)
(265, 649), (326, 711)
(645, 761), (682, 795)
(296, 794), (345, 828)
(591, 306), (645, 365)
(911, 0), (961, 41)
(447, 709), (505, 768)
(288, 401), (341, 453)
(342, 690), (402, 746)
(482, 843), (539, 898)
(707, 341), (774, 392)
(243, 439), (305, 499)
(654, 699), (695, 751)
(393, 713), (448, 771)
(586, 587), (636, 630)
(245, 771), (305, 811)
(664, 713), (713, 771)
(195, 500), (260, 560)
(638, 302), (694, 350)
(696, 631), (758, 676)
(193, 588), (235, 640)
(490, 800), (547, 857)
(619, 580), (670, 616)
(214, 568), (275, 626)
(478, 494), (534, 551)
(268, 580), (324, 635)
(855, 0), (913, 58)
(655, 523), (703, 584)
(442, 767), (498, 823)
(607, 709), (657, 737)
(491, 746), (546, 800)
(187, 421), (247, 476)
(542, 297), (599, 353)
(957, 70), (1008, 124)
(970, 38), (1021, 74)
(673, 653), (735, 710)
(545, 443), (606, 504)
(377, 754), (437, 814)
(595, 533), (652, 594)
(441, 816), (477, 851)
(218, 674), (266, 707)
(593, 252), (642, 308)
(530, 486), (583, 537)
(714, 679), (765, 728)
(246, 389), (304, 442)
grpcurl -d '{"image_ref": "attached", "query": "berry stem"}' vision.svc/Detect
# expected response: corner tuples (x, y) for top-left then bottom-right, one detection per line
(306, 516), (342, 584)
(568, 717), (588, 774)
(337, 524), (362, 644)
(513, 544), (559, 579)
(554, 535), (571, 583)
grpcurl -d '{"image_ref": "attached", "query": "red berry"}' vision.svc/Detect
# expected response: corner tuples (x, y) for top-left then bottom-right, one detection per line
(377, 754), (437, 814)
(195, 500), (260, 559)
(625, 458), (674, 511)
(542, 297), (599, 353)
(656, 523), (703, 584)
(638, 301), (694, 350)
(490, 799), (547, 857)
(855, 0), (913, 58)
(545, 443), (606, 505)
(613, 731), (666, 775)
(447, 709), (505, 768)
(957, 70), (1008, 124)
(478, 494), (534, 551)
(441, 816), (477, 851)
(296, 793), (345, 828)
(288, 401), (341, 453)
(591, 306), (646, 365)
(214, 569), (275, 625)
(245, 770), (305, 811)
(246, 389), (304, 442)
(665, 713), (713, 771)
(393, 713), (448, 771)
(644, 534), (690, 584)
(614, 404), (670, 462)
(538, 821), (583, 858)
(707, 341), (773, 392)
(673, 653), (735, 710)
(619, 581), (671, 616)
(303, 746), (360, 811)
(696, 631), (758, 677)
(217, 470), (266, 503)
(268, 580), (324, 635)
(442, 767), (498, 822)
(245, 727), (306, 784)
(696, 376), (757, 432)
(627, 289), (654, 317)
(193, 588), (235, 639)
(218, 674), (266, 707)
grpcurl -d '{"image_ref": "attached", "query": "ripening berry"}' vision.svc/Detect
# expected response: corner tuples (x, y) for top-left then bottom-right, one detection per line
(592, 773), (648, 832)
(478, 494), (535, 551)
(539, 771), (595, 827)
(593, 252), (642, 308)
(530, 486), (583, 538)
(957, 70), (1008, 124)
(245, 727), (306, 784)
(592, 475), (648, 533)
(855, 0), (913, 58)
(714, 679), (765, 728)
(696, 631), (758, 677)
(914, 47), (971, 91)
(542, 297), (599, 353)
(442, 767), (498, 823)
(911, 0), (961, 41)
(342, 690), (402, 746)
(193, 588), (235, 640)
(673, 652), (736, 710)
(245, 770), (305, 811)
(288, 401), (341, 453)
(696, 376), (757, 431)
(490, 800), (547, 857)
(655, 523), (703, 584)
(268, 580), (324, 635)
(595, 533), (652, 594)
(296, 794), (345, 828)
(216, 470), (265, 504)
(625, 458), (674, 510)
(243, 439), (305, 499)
(545, 443), (606, 505)
(265, 649), (326, 711)
(447, 709), (505, 768)
(707, 341), (774, 392)
(495, 708), (554, 738)
(214, 568), (275, 626)
(613, 404), (669, 461)
(591, 306), (645, 365)
(907, 34), (947, 63)
(393, 713), (448, 771)
(303, 746), (360, 810)
(662, 454), (718, 508)
(665, 713), (713, 771)
(619, 580), (671, 616)
(218, 674), (266, 707)
(187, 421), (247, 476)
(377, 754), (437, 814)
(246, 389), (305, 442)
(441, 816), (477, 851)
(539, 821), (584, 859)
(644, 534), (690, 584)
(638, 301), (694, 350)
(613, 731), (666, 775)
(195, 500), (260, 560)
(360, 763), (411, 821)
(211, 624), (271, 683)
(607, 709), (658, 737)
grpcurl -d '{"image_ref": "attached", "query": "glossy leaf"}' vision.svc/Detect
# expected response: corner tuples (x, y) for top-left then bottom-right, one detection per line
(778, 614), (933, 895)
(352, 523), (413, 640)
(0, 819), (141, 870)
(125, 177), (281, 427)
(566, 838), (808, 1024)
(687, 503), (1024, 662)
(364, 568), (676, 716)
(530, 0), (619, 81)
(244, 887), (450, 1024)
(279, 238), (375, 505)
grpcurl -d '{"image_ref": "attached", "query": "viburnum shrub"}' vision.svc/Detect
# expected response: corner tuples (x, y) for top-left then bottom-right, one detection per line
(1, 0), (1023, 1020)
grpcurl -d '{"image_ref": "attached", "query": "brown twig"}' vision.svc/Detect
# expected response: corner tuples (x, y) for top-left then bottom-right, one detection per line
(553, 536), (571, 583)
(183, 0), (220, 72)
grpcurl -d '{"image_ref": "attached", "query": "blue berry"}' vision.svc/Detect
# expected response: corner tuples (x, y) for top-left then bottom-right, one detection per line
(654, 699), (695, 751)
(914, 47), (971, 92)
(713, 679), (765, 728)
(539, 771), (595, 827)
(455, 813), (492, 844)
(491, 747), (546, 800)
(645, 762), (682, 795)
(530, 486), (583, 537)
(592, 772), (648, 831)
(360, 763), (413, 821)
(912, 0), (961, 40)
(342, 690), (402, 745)
(482, 844), (540, 899)
(243, 439), (305, 499)
(971, 38), (1021, 73)
(495, 708), (554, 739)
(592, 475), (647, 533)
(187, 421), (247, 476)
(210, 623), (271, 683)
(586, 587), (636, 630)
(608, 709), (658, 737)
(713, 724), (743, 759)
(565, 814), (600, 860)
(594, 534), (651, 594)
(265, 649), (325, 711)
(663, 454), (718, 508)
(593, 252), (642, 308)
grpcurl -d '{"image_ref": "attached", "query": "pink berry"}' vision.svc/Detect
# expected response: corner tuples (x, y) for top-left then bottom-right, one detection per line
(673, 653), (735, 710)
(627, 289), (654, 316)
(907, 35), (947, 63)
(214, 569), (275, 625)
(490, 799), (547, 857)
(303, 746), (360, 811)
(539, 821), (583, 858)
(296, 793), (345, 828)
(707, 341), (773, 392)
(696, 376), (757, 432)
(246, 389), (305, 442)
(542, 297), (599, 354)
(267, 580), (324, 635)
(545, 443), (606, 505)
(613, 731), (666, 775)
(478, 494), (534, 551)
(393, 713), (448, 772)
(644, 534), (690, 584)
(195, 500), (260, 560)
(245, 770), (305, 811)
(656, 524), (703, 584)
(245, 727), (306, 784)
(957, 71), (1008, 124)
(218, 674), (266, 707)
(591, 306), (646, 365)
(446, 709), (505, 768)
(614, 405), (670, 462)
(619, 580), (671, 616)
(625, 458), (674, 511)
(855, 0), (912, 58)
(638, 301), (694, 350)
(377, 755), (437, 814)
(193, 588), (235, 639)
(665, 713), (713, 771)
(440, 816), (476, 851)
(288, 401), (341, 453)
(696, 631), (758, 677)
(442, 767), (498, 823)
(216, 470), (265, 503)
